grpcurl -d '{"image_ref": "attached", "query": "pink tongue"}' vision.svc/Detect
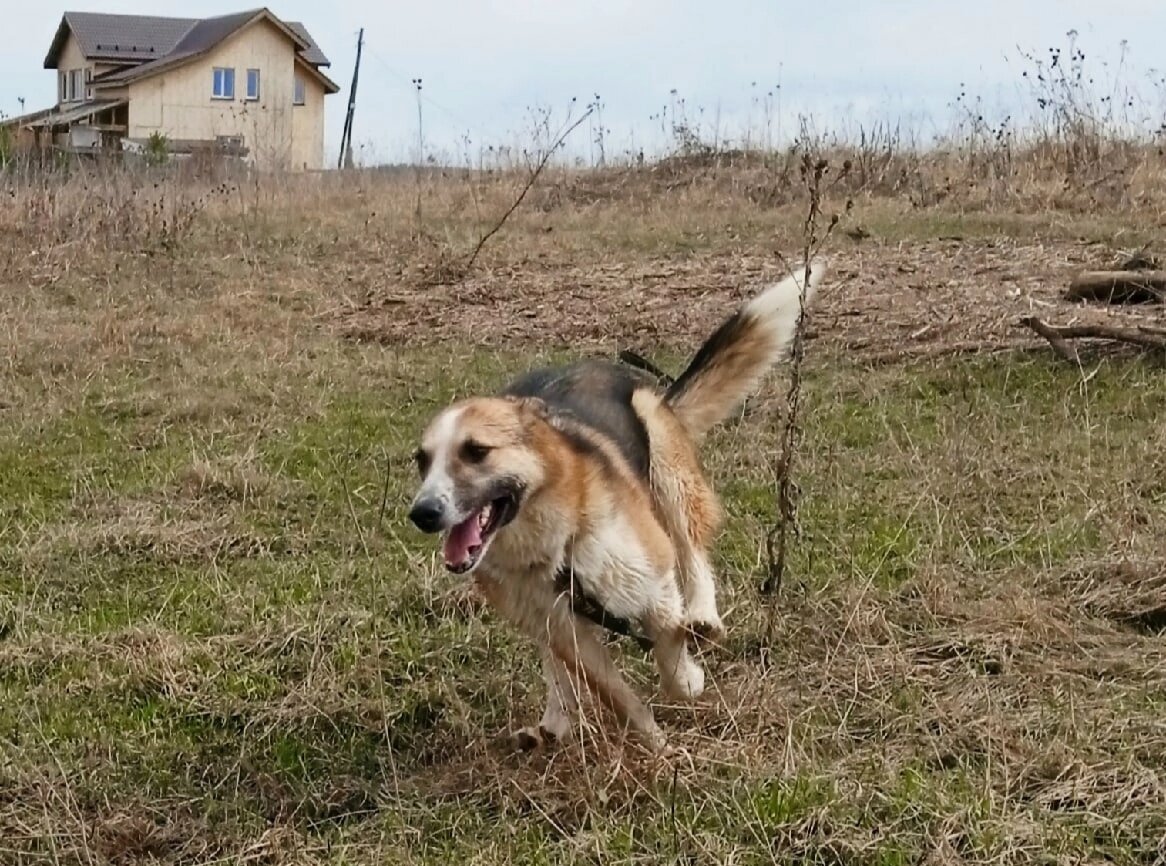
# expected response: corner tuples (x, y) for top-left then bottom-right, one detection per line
(443, 510), (484, 567)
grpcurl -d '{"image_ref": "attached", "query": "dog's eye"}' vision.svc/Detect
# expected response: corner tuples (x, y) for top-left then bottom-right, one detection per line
(460, 440), (492, 463)
(414, 448), (431, 475)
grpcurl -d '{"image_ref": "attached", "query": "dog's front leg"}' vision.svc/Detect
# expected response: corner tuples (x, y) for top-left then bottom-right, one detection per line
(513, 648), (579, 751)
(545, 595), (668, 753)
(477, 569), (667, 753)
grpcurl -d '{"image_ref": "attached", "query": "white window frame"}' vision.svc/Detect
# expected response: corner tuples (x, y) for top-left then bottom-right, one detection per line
(67, 69), (84, 103)
(58, 71), (67, 103)
(245, 68), (260, 101)
(292, 75), (305, 106)
(212, 67), (235, 100)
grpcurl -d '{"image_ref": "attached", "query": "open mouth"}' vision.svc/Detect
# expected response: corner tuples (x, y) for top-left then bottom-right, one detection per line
(443, 494), (518, 574)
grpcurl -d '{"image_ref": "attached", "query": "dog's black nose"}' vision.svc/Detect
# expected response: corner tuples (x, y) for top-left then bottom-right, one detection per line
(408, 498), (444, 533)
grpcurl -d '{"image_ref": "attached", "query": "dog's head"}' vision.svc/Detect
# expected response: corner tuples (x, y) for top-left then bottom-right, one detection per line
(407, 396), (548, 574)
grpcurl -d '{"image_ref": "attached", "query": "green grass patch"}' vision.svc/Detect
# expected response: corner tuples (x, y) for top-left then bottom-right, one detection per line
(3, 324), (1164, 864)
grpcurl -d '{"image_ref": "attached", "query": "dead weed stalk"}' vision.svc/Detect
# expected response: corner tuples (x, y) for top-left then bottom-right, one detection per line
(761, 151), (849, 606)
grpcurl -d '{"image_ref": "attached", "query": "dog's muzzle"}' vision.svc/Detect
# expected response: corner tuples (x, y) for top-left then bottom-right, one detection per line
(408, 497), (445, 533)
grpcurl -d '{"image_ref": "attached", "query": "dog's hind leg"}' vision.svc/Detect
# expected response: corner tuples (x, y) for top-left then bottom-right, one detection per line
(678, 546), (723, 646)
(632, 390), (726, 645)
(664, 482), (725, 645)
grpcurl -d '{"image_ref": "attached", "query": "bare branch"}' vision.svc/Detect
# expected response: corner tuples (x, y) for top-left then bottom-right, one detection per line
(463, 106), (594, 274)
(1020, 316), (1166, 362)
(1018, 316), (1078, 363)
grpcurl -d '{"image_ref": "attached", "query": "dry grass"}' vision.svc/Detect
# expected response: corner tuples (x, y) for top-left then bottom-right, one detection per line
(2, 102), (1166, 865)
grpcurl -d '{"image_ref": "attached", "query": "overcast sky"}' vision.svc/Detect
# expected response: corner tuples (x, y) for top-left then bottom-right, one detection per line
(2, 1), (1163, 166)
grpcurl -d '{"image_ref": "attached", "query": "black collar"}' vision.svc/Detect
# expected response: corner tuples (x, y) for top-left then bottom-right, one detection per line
(553, 564), (654, 652)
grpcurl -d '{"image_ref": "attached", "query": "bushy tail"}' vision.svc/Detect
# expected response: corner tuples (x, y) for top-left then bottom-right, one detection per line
(664, 260), (827, 440)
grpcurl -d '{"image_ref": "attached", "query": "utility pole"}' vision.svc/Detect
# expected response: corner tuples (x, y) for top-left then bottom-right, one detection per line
(338, 27), (363, 169)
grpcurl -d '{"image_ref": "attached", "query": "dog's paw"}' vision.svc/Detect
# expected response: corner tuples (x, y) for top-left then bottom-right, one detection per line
(663, 656), (705, 702)
(685, 617), (726, 650)
(637, 724), (671, 757)
(511, 725), (560, 752)
(656, 742), (697, 774)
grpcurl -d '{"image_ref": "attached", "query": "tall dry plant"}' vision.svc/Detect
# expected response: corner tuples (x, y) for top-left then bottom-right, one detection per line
(761, 151), (849, 610)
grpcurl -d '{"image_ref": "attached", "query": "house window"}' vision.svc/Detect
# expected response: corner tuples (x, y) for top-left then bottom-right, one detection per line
(245, 69), (260, 101)
(67, 69), (84, 102)
(293, 75), (305, 106)
(85, 68), (93, 101)
(58, 71), (66, 103)
(212, 67), (235, 100)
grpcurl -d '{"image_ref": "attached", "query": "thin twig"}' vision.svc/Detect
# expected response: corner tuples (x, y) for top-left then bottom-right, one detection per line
(377, 446), (392, 531)
(463, 106), (594, 274)
(335, 457), (370, 560)
(861, 339), (1038, 365)
(670, 762), (680, 861)
(761, 154), (847, 601)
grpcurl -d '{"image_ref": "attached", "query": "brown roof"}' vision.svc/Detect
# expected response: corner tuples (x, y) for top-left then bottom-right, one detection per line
(95, 9), (270, 85)
(24, 98), (128, 129)
(285, 22), (330, 67)
(45, 13), (196, 66)
(44, 8), (329, 72)
(294, 55), (341, 95)
(174, 9), (299, 56)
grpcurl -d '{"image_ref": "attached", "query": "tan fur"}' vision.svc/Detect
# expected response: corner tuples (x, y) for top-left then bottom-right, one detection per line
(631, 387), (725, 637)
(409, 261), (827, 754)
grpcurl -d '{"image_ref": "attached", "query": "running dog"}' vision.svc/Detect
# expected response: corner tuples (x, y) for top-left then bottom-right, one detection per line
(407, 261), (827, 753)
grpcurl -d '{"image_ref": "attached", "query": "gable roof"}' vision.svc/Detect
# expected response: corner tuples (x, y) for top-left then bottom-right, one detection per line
(44, 8), (329, 72)
(285, 22), (329, 67)
(176, 9), (307, 56)
(294, 54), (341, 95)
(95, 9), (310, 87)
(45, 12), (196, 66)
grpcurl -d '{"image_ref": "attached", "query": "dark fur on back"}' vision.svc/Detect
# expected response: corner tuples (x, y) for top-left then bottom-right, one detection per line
(500, 360), (654, 480)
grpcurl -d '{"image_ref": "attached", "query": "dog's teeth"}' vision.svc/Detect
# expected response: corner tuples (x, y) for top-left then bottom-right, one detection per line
(479, 504), (492, 529)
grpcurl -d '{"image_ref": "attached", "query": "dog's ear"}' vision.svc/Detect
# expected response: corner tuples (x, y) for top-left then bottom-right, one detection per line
(505, 395), (551, 420)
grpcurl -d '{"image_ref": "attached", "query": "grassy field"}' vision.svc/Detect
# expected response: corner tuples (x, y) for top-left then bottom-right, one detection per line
(1, 143), (1165, 865)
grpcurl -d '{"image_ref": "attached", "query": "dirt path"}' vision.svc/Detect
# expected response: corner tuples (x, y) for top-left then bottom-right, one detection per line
(340, 238), (1164, 362)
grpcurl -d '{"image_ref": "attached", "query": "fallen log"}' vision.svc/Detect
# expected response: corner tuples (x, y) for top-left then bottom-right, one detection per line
(1019, 316), (1166, 363)
(1064, 270), (1166, 305)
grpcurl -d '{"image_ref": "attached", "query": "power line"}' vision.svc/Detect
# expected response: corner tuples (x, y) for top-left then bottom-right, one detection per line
(359, 43), (472, 128)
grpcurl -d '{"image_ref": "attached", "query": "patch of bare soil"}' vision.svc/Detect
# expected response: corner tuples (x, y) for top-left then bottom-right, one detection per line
(339, 239), (1165, 363)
